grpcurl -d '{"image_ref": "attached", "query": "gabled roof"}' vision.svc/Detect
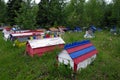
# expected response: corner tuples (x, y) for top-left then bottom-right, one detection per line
(11, 33), (33, 37)
(28, 37), (65, 49)
(64, 40), (98, 64)
(4, 27), (11, 31)
(49, 27), (59, 32)
(11, 32), (44, 37)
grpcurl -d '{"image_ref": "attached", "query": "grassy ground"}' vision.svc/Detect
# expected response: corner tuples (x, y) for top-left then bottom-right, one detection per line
(0, 31), (120, 80)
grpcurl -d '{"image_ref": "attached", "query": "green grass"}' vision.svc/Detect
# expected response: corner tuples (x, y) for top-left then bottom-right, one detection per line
(0, 31), (120, 80)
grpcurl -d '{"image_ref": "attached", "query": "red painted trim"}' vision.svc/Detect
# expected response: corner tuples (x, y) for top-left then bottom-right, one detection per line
(67, 43), (93, 54)
(73, 50), (98, 64)
(26, 44), (64, 57)
(74, 63), (77, 72)
(56, 56), (58, 61)
(5, 27), (11, 31)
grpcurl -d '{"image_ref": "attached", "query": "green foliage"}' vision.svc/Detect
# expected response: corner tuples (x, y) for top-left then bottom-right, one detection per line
(0, 0), (7, 23)
(65, 0), (84, 27)
(64, 0), (106, 27)
(49, 0), (66, 26)
(15, 0), (38, 29)
(7, 0), (23, 25)
(36, 0), (50, 27)
(111, 0), (120, 27)
(37, 0), (67, 27)
(0, 0), (118, 29)
(102, 3), (113, 27)
(0, 0), (119, 29)
(83, 0), (105, 27)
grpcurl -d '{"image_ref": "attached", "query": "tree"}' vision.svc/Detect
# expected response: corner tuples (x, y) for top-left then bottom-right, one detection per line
(65, 0), (78, 27)
(65, 0), (85, 27)
(49, 0), (66, 26)
(7, 0), (23, 25)
(0, 0), (7, 24)
(111, 0), (120, 27)
(15, 0), (38, 29)
(36, 0), (50, 27)
(103, 3), (113, 27)
(76, 0), (85, 27)
(37, 0), (66, 27)
(83, 0), (105, 27)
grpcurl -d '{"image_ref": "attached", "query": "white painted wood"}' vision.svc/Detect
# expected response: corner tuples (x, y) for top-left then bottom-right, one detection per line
(11, 33), (33, 37)
(28, 37), (65, 48)
(58, 50), (74, 68)
(77, 54), (96, 70)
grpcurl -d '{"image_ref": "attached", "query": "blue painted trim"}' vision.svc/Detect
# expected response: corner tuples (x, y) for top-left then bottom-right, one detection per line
(64, 40), (90, 49)
(70, 46), (96, 59)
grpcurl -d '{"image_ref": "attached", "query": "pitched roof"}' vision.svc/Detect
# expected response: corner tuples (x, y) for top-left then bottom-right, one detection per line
(28, 37), (65, 49)
(64, 40), (98, 64)
(11, 33), (33, 37)
(11, 32), (44, 37)
(49, 27), (59, 32)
